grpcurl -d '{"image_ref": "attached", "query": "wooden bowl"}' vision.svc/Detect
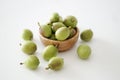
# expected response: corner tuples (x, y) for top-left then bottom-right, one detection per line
(39, 27), (79, 52)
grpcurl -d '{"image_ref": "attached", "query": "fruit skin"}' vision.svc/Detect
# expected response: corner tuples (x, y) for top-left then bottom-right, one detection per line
(42, 45), (58, 61)
(77, 44), (91, 59)
(50, 12), (60, 23)
(46, 57), (64, 71)
(59, 16), (63, 22)
(22, 41), (37, 55)
(68, 28), (76, 38)
(24, 55), (40, 70)
(80, 29), (93, 42)
(40, 24), (52, 38)
(50, 34), (56, 40)
(22, 29), (33, 40)
(63, 16), (77, 28)
(55, 27), (70, 41)
(52, 22), (66, 32)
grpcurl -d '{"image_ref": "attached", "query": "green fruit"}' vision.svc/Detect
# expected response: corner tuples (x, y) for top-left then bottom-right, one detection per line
(50, 34), (56, 40)
(80, 29), (93, 42)
(40, 24), (52, 38)
(22, 29), (33, 40)
(63, 16), (77, 28)
(77, 44), (91, 59)
(42, 45), (58, 61)
(50, 12), (60, 23)
(55, 27), (70, 40)
(46, 57), (64, 71)
(22, 41), (37, 55)
(20, 55), (40, 70)
(69, 28), (76, 38)
(59, 16), (63, 22)
(52, 22), (66, 32)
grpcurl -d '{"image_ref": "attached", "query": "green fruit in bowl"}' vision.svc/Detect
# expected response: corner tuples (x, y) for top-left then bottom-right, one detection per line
(22, 29), (33, 40)
(63, 16), (77, 28)
(46, 57), (64, 71)
(80, 29), (93, 42)
(59, 16), (63, 22)
(42, 45), (58, 61)
(55, 27), (70, 40)
(21, 41), (37, 55)
(52, 22), (66, 32)
(50, 12), (60, 23)
(77, 44), (91, 59)
(69, 28), (76, 38)
(39, 24), (52, 38)
(50, 34), (56, 40)
(20, 55), (40, 70)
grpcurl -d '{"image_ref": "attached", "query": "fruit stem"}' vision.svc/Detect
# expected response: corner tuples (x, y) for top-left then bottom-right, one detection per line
(20, 62), (24, 65)
(19, 43), (22, 46)
(45, 66), (50, 70)
(38, 22), (43, 32)
(54, 44), (59, 48)
(47, 22), (52, 25)
(38, 22), (41, 27)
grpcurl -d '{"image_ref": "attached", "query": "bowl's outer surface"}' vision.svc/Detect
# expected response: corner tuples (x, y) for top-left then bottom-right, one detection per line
(39, 27), (79, 52)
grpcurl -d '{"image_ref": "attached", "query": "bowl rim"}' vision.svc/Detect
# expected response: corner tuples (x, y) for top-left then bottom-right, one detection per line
(39, 27), (79, 43)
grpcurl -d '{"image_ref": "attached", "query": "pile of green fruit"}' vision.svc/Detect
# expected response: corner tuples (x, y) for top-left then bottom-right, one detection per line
(20, 29), (40, 70)
(20, 13), (93, 71)
(20, 29), (64, 71)
(38, 12), (78, 41)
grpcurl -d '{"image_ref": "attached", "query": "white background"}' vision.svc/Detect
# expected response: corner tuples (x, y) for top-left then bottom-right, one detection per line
(0, 0), (120, 80)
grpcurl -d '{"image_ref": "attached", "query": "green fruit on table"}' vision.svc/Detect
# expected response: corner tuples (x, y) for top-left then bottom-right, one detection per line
(40, 24), (52, 38)
(22, 29), (33, 40)
(77, 44), (91, 59)
(55, 27), (70, 40)
(20, 55), (40, 70)
(80, 29), (93, 42)
(21, 41), (37, 55)
(52, 22), (66, 32)
(46, 57), (64, 71)
(63, 15), (77, 28)
(42, 45), (58, 61)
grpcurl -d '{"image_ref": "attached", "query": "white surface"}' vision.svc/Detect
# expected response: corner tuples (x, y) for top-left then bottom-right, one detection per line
(0, 0), (120, 80)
